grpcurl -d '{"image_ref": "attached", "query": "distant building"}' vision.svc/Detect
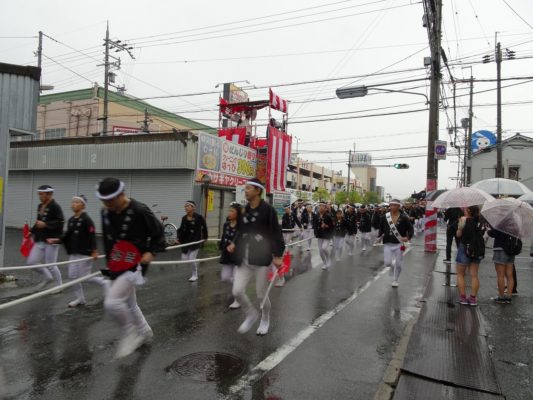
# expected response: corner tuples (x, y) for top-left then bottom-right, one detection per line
(351, 166), (377, 193)
(14, 84), (213, 141)
(470, 133), (533, 189)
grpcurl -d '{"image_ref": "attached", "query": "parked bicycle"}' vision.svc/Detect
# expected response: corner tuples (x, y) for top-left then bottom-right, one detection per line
(151, 204), (178, 246)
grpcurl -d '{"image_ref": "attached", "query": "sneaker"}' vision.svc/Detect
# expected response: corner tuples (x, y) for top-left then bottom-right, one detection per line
(362, 247), (367, 251)
(443, 259), (451, 264)
(321, 265), (328, 270)
(237, 310), (259, 334)
(140, 328), (154, 345)
(512, 291), (518, 296)
(348, 252), (353, 256)
(229, 300), (241, 309)
(468, 296), (477, 306)
(504, 296), (512, 304)
(372, 243), (377, 247)
(458, 295), (469, 305)
(391, 281), (399, 288)
(491, 296), (507, 304)
(114, 331), (144, 359)
(275, 277), (285, 287)
(68, 299), (86, 308)
(188, 275), (198, 282)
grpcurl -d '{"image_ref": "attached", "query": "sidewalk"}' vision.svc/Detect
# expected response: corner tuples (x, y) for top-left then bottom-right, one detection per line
(392, 227), (532, 400)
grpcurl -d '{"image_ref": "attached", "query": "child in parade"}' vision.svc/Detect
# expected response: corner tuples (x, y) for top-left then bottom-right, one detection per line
(219, 202), (241, 309)
(177, 201), (208, 282)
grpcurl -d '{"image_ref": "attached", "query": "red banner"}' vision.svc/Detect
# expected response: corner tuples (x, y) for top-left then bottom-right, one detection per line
(266, 127), (291, 193)
(269, 88), (288, 113)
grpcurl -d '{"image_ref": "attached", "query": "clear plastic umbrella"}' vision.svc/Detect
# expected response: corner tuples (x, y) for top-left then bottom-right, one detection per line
(518, 192), (533, 205)
(471, 178), (532, 196)
(481, 198), (533, 239)
(432, 187), (494, 209)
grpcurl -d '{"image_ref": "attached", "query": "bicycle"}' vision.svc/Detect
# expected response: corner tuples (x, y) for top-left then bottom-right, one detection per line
(151, 204), (178, 246)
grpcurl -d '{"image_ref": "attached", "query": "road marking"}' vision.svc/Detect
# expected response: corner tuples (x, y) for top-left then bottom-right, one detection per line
(226, 266), (390, 397)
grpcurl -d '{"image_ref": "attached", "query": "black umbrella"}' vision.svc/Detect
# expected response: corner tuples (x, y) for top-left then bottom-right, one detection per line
(425, 189), (447, 201)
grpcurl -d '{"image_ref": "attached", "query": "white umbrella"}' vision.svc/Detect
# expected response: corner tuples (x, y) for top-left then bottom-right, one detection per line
(432, 187), (494, 209)
(471, 178), (532, 196)
(518, 192), (533, 205)
(481, 198), (533, 239)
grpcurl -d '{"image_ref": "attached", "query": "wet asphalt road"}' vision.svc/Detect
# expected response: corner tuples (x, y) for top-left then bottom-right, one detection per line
(2, 228), (434, 400)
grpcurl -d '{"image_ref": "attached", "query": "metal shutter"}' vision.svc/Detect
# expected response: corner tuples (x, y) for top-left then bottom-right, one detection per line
(129, 170), (194, 230)
(32, 171), (77, 225)
(5, 171), (33, 227)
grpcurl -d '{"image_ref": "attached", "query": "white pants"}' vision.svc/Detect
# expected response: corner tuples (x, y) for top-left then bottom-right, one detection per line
(333, 236), (345, 258)
(220, 264), (236, 282)
(317, 238), (331, 267)
(283, 232), (293, 245)
(182, 249), (200, 277)
(104, 270), (151, 337)
(27, 242), (62, 285)
(361, 231), (372, 248)
(345, 234), (355, 253)
(68, 254), (107, 303)
(303, 228), (314, 248)
(232, 263), (270, 317)
(384, 243), (403, 281)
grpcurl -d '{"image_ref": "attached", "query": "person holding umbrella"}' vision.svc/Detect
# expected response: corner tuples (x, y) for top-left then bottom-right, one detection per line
(455, 206), (485, 306)
(487, 226), (521, 303)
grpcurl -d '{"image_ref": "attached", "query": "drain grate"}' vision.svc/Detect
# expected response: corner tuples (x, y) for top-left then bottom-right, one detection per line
(165, 352), (246, 382)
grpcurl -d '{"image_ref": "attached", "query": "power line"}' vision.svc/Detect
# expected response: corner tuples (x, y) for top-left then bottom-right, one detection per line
(41, 53), (94, 84)
(501, 0), (533, 31)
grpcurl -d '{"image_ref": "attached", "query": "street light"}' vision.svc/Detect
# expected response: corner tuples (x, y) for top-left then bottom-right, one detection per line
(336, 85), (429, 104)
(201, 174), (212, 218)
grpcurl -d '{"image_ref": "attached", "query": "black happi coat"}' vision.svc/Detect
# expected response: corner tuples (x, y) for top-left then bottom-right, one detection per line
(282, 213), (301, 230)
(313, 212), (334, 239)
(31, 199), (64, 242)
(178, 212), (208, 253)
(219, 220), (239, 265)
(300, 209), (313, 229)
(233, 200), (285, 266)
(378, 212), (414, 244)
(345, 211), (358, 235)
(359, 213), (372, 233)
(333, 218), (348, 237)
(62, 212), (97, 256)
(101, 198), (166, 277)
(371, 211), (382, 230)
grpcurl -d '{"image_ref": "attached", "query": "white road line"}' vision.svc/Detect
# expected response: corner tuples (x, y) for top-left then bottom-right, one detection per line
(226, 266), (390, 397)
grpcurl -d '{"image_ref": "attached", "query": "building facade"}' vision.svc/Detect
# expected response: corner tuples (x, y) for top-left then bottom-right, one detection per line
(470, 133), (533, 189)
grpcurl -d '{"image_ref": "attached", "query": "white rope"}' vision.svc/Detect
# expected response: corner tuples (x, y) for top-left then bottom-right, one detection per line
(151, 256), (220, 265)
(286, 236), (314, 247)
(0, 272), (101, 311)
(1, 239), (221, 271)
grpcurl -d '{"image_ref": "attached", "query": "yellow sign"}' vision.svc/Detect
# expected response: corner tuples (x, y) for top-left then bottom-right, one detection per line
(0, 177), (3, 213)
(207, 190), (215, 212)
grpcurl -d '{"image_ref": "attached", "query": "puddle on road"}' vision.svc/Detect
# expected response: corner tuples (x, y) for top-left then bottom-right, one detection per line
(165, 351), (247, 383)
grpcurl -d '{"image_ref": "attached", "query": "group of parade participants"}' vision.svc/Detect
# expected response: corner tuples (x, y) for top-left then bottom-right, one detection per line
(20, 177), (521, 359)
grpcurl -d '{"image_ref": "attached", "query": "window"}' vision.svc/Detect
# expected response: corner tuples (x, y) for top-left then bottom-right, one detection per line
(44, 128), (66, 139)
(509, 166), (520, 181)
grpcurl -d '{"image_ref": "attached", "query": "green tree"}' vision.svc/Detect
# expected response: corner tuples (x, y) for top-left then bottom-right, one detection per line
(363, 191), (380, 205)
(349, 191), (363, 204)
(312, 188), (330, 202)
(335, 191), (348, 205)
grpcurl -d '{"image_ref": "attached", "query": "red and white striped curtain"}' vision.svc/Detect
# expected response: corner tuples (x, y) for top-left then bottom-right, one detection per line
(266, 127), (292, 192)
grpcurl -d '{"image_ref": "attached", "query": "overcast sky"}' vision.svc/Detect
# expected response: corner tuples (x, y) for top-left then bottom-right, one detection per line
(2, 0), (533, 198)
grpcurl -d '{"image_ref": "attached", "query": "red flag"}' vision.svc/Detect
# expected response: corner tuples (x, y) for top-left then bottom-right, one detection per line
(218, 127), (247, 145)
(19, 223), (34, 258)
(268, 251), (292, 281)
(266, 127), (292, 193)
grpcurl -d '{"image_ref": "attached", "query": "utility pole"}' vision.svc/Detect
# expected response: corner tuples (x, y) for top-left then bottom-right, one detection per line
(99, 22), (135, 136)
(103, 22), (110, 136)
(37, 31), (43, 91)
(140, 108), (151, 133)
(425, 0), (442, 193)
(495, 40), (503, 178)
(347, 149), (352, 193)
(466, 73), (474, 185)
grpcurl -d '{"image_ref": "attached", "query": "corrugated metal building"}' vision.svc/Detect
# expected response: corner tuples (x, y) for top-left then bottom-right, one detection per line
(6, 132), (235, 236)
(0, 62), (41, 266)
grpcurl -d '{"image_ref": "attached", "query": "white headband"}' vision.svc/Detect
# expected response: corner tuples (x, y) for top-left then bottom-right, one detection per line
(185, 202), (196, 208)
(37, 188), (54, 193)
(389, 200), (402, 206)
(96, 181), (125, 200)
(245, 181), (265, 191)
(72, 196), (87, 206)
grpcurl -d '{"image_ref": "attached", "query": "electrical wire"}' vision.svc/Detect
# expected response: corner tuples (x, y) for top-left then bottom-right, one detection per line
(501, 0), (533, 31)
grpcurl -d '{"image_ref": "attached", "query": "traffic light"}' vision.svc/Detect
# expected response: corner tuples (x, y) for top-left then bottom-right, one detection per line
(393, 163), (409, 169)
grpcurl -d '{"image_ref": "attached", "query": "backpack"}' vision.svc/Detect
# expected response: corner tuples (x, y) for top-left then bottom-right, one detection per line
(465, 220), (485, 260)
(502, 234), (522, 256)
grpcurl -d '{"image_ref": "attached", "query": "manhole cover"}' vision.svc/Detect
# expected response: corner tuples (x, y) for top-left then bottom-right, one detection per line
(165, 352), (246, 382)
